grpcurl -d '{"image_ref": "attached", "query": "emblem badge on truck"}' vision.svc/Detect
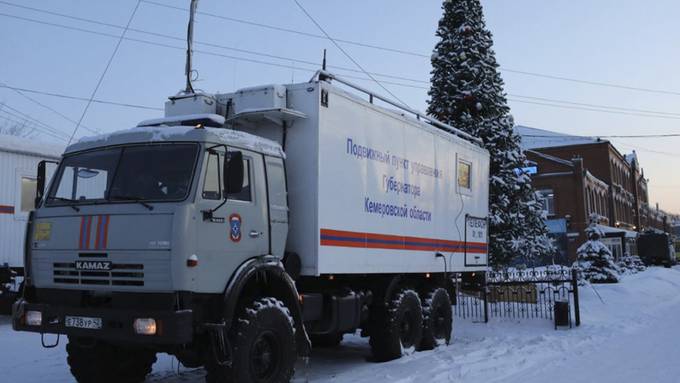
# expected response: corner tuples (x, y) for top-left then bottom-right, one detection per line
(229, 214), (242, 242)
(75, 261), (112, 271)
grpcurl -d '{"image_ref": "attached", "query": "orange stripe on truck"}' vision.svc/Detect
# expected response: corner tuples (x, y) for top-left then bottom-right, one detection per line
(320, 228), (487, 253)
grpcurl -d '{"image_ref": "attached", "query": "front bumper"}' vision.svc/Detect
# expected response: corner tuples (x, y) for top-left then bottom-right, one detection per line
(12, 299), (193, 345)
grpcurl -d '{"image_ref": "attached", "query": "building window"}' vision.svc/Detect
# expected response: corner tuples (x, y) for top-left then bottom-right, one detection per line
(457, 160), (471, 190)
(20, 176), (37, 212)
(537, 189), (555, 216)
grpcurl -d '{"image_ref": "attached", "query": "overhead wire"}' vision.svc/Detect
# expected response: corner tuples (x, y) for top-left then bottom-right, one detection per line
(291, 0), (411, 108)
(1, 83), (101, 134)
(6, 0), (680, 99)
(0, 2), (427, 84)
(0, 84), (163, 111)
(0, 110), (68, 141)
(0, 103), (70, 138)
(2, 9), (680, 122)
(139, 0), (428, 58)
(139, 0), (680, 97)
(66, 0), (142, 145)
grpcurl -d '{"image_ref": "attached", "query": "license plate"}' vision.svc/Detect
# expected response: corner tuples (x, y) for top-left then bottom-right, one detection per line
(65, 316), (103, 330)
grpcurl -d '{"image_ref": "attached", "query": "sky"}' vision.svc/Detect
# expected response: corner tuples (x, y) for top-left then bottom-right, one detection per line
(1, 0), (679, 213)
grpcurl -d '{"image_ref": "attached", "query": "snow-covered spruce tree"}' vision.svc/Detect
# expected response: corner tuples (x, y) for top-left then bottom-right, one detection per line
(427, 0), (553, 267)
(617, 254), (646, 274)
(574, 224), (621, 283)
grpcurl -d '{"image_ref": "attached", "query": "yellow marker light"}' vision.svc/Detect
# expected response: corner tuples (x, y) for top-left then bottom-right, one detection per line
(25, 311), (42, 326)
(133, 318), (157, 335)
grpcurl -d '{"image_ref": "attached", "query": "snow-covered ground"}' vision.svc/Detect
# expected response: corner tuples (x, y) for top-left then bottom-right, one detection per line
(2, 267), (680, 382)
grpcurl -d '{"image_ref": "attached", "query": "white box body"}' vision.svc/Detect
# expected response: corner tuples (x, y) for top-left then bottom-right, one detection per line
(279, 82), (490, 276)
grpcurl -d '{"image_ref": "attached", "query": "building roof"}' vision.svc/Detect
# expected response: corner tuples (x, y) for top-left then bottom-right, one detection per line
(0, 133), (65, 159)
(515, 125), (603, 150)
(596, 224), (638, 239)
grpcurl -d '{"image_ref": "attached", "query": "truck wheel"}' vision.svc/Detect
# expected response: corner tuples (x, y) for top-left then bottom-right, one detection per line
(219, 297), (296, 383)
(66, 338), (156, 383)
(310, 332), (343, 348)
(418, 287), (452, 351)
(369, 289), (423, 362)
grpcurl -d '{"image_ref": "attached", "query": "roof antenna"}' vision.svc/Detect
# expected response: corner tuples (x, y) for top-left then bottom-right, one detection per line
(184, 0), (199, 94)
(322, 49), (327, 71)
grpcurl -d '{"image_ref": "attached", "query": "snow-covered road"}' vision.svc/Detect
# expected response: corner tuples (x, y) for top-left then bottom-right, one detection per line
(2, 267), (680, 382)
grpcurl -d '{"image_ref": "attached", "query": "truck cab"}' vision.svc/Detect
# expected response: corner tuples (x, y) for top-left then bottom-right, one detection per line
(14, 123), (308, 383)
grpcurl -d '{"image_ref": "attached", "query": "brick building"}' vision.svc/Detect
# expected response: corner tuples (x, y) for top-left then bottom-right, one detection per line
(516, 126), (670, 263)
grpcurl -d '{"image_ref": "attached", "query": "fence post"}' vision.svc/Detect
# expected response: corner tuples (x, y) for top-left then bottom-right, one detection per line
(482, 271), (489, 323)
(571, 268), (581, 327)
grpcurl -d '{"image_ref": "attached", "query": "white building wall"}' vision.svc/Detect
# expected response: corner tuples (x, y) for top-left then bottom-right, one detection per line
(0, 139), (62, 268)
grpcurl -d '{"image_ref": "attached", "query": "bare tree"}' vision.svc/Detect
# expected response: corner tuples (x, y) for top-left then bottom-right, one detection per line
(0, 103), (35, 138)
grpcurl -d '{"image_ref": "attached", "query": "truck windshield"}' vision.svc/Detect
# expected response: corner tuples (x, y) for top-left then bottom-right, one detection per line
(46, 143), (198, 205)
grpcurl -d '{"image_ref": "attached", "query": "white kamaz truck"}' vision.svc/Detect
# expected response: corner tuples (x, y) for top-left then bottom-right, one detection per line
(12, 71), (489, 383)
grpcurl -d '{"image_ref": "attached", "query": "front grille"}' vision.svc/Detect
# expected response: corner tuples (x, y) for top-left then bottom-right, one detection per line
(53, 262), (145, 286)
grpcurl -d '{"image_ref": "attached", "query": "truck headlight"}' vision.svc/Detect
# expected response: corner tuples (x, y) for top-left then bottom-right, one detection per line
(133, 318), (157, 335)
(25, 310), (42, 326)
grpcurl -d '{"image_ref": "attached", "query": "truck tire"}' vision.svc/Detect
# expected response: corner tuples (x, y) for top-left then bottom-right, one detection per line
(66, 338), (156, 383)
(310, 332), (343, 348)
(369, 289), (423, 362)
(206, 297), (296, 383)
(417, 287), (452, 351)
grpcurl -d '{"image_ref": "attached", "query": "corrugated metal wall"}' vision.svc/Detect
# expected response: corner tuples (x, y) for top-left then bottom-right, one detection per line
(0, 149), (45, 267)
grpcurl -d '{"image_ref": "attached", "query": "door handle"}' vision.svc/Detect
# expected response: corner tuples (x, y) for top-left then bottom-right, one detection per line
(249, 230), (262, 238)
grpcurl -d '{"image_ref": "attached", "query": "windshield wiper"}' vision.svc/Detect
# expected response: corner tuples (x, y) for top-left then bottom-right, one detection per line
(47, 196), (80, 212)
(109, 195), (154, 211)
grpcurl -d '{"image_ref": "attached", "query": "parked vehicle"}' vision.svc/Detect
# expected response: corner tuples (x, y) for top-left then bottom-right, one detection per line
(637, 230), (676, 267)
(12, 72), (490, 382)
(0, 134), (61, 313)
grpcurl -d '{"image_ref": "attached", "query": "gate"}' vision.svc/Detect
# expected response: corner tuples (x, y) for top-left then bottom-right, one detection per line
(454, 266), (580, 327)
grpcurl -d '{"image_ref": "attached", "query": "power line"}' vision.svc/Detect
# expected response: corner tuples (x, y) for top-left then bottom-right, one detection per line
(140, 0), (428, 58)
(291, 0), (411, 108)
(67, 0), (142, 145)
(0, 82), (101, 134)
(508, 94), (680, 117)
(0, 110), (68, 141)
(4, 9), (680, 121)
(4, 6), (680, 127)
(524, 133), (680, 139)
(139, 0), (680, 97)
(501, 68), (680, 97)
(507, 98), (680, 121)
(0, 85), (162, 111)
(0, 103), (69, 138)
(0, 3), (426, 84)
(614, 141), (680, 158)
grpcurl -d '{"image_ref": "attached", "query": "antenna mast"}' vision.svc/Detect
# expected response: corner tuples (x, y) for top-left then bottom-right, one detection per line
(185, 0), (199, 94)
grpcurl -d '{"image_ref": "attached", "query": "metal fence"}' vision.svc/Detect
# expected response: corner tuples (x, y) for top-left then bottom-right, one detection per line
(454, 266), (580, 327)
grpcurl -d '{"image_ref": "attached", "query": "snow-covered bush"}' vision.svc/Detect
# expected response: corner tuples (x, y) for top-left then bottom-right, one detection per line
(617, 254), (646, 274)
(574, 224), (621, 283)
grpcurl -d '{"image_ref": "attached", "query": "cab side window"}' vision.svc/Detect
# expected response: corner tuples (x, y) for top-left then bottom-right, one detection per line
(227, 153), (252, 202)
(202, 151), (221, 200)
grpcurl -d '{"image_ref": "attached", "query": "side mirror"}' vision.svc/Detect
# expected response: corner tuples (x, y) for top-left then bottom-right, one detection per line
(224, 151), (244, 195)
(35, 160), (59, 208)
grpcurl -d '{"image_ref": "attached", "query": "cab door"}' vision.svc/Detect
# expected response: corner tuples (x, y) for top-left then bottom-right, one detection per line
(195, 147), (269, 292)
